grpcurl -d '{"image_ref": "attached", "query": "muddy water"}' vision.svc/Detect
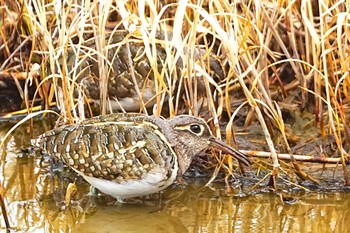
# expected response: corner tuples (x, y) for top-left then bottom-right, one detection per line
(0, 123), (350, 233)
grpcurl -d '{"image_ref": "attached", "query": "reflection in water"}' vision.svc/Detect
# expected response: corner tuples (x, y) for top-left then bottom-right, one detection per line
(0, 124), (350, 232)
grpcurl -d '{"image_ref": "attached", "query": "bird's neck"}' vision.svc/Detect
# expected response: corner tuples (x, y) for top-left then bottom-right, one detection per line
(149, 117), (195, 177)
(174, 145), (196, 177)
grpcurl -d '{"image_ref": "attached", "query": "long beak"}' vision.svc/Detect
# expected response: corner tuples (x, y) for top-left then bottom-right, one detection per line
(208, 137), (251, 167)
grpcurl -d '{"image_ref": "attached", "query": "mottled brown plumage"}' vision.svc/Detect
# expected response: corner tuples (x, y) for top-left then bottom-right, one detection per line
(36, 113), (250, 200)
(68, 30), (225, 111)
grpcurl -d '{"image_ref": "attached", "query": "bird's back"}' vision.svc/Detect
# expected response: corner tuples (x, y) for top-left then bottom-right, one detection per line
(37, 113), (178, 183)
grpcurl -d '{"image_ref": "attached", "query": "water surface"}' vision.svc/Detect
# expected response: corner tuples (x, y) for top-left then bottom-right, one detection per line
(0, 123), (349, 233)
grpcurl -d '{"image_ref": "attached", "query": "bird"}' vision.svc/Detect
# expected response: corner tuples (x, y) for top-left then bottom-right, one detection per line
(68, 30), (225, 112)
(36, 113), (250, 201)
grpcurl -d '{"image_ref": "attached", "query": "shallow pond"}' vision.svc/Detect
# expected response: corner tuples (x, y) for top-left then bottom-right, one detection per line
(0, 122), (349, 233)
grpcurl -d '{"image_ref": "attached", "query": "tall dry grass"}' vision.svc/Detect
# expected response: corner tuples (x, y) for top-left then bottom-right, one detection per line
(0, 0), (349, 186)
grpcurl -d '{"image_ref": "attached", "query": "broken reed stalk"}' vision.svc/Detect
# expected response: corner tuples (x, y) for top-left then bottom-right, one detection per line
(241, 150), (349, 165)
(0, 184), (10, 230)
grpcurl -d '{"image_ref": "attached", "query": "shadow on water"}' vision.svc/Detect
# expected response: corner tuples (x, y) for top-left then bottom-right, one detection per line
(0, 123), (350, 233)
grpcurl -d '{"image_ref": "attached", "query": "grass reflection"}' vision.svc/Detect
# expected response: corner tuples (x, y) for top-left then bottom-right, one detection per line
(0, 125), (350, 232)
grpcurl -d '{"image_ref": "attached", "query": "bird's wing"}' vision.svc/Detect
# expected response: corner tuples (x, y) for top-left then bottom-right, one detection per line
(37, 117), (177, 183)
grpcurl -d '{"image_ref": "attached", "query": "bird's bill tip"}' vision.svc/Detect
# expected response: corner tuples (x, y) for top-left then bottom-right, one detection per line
(208, 137), (251, 166)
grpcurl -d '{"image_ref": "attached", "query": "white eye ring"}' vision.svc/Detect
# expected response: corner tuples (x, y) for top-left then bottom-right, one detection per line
(174, 124), (205, 136)
(189, 124), (205, 136)
(190, 124), (201, 134)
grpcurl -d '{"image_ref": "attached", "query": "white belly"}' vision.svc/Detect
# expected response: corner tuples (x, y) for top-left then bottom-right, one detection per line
(73, 166), (177, 201)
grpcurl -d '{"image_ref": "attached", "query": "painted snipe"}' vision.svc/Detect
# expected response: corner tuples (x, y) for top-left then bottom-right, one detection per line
(36, 113), (250, 201)
(70, 30), (225, 111)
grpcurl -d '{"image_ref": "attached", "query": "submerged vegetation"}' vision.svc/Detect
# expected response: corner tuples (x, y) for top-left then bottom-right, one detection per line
(0, 0), (350, 200)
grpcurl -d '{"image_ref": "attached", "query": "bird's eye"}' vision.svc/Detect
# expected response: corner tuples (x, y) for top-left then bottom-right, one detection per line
(190, 124), (202, 134)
